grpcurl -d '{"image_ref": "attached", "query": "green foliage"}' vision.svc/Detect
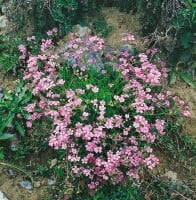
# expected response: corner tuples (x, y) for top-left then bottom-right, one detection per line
(169, 71), (196, 87)
(156, 116), (196, 162)
(0, 82), (31, 136)
(92, 17), (112, 37)
(0, 82), (32, 158)
(101, 0), (137, 13)
(169, 4), (196, 78)
(13, 120), (52, 161)
(73, 182), (143, 200)
(0, 147), (5, 160)
(0, 35), (21, 73)
(8, 0), (100, 35)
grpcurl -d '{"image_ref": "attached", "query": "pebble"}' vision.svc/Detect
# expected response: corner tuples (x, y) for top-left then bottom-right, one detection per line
(19, 180), (33, 190)
(47, 179), (56, 186)
(118, 44), (136, 56)
(4, 169), (15, 178)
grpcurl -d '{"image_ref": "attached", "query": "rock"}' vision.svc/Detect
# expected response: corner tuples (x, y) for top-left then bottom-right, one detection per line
(163, 171), (178, 182)
(118, 44), (136, 56)
(58, 44), (104, 71)
(47, 179), (56, 186)
(0, 191), (9, 200)
(72, 24), (91, 37)
(85, 52), (104, 70)
(4, 169), (15, 178)
(0, 15), (9, 30)
(19, 180), (33, 190)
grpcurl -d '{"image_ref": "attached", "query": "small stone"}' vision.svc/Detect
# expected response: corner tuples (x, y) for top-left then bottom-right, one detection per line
(19, 180), (33, 190)
(72, 24), (91, 37)
(47, 179), (56, 186)
(4, 169), (15, 178)
(85, 52), (104, 70)
(0, 191), (9, 200)
(118, 44), (136, 56)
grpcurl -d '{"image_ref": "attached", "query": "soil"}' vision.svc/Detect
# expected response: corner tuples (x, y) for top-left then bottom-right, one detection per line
(170, 81), (196, 138)
(0, 166), (49, 200)
(0, 7), (195, 200)
(102, 7), (143, 49)
(0, 69), (17, 92)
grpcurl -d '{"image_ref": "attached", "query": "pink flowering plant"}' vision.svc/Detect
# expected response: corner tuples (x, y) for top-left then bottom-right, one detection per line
(19, 29), (190, 190)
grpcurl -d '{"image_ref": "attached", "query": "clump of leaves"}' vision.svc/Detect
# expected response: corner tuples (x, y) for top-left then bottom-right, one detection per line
(5, 0), (100, 35)
(0, 82), (32, 158)
(0, 35), (21, 74)
(92, 17), (112, 38)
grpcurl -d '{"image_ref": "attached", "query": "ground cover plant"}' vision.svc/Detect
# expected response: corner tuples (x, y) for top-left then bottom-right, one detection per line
(0, 2), (195, 199)
(14, 28), (192, 198)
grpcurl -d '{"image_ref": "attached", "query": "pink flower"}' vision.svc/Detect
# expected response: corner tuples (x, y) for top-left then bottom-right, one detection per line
(155, 119), (165, 135)
(92, 86), (99, 93)
(83, 112), (89, 117)
(72, 166), (80, 174)
(182, 110), (190, 117)
(144, 155), (159, 169)
(27, 36), (35, 41)
(66, 89), (75, 99)
(86, 84), (93, 90)
(25, 103), (36, 113)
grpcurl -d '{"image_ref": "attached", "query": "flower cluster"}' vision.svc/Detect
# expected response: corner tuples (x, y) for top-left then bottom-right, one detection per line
(20, 30), (190, 190)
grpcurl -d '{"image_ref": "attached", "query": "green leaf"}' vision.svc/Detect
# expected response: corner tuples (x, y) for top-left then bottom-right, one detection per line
(169, 72), (177, 85)
(15, 120), (25, 136)
(0, 133), (13, 140)
(180, 73), (195, 88)
(5, 113), (15, 128)
(0, 113), (15, 134)
(180, 32), (193, 48)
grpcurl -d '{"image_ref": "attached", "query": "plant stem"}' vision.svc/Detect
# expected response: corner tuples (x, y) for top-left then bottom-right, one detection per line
(0, 161), (34, 184)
